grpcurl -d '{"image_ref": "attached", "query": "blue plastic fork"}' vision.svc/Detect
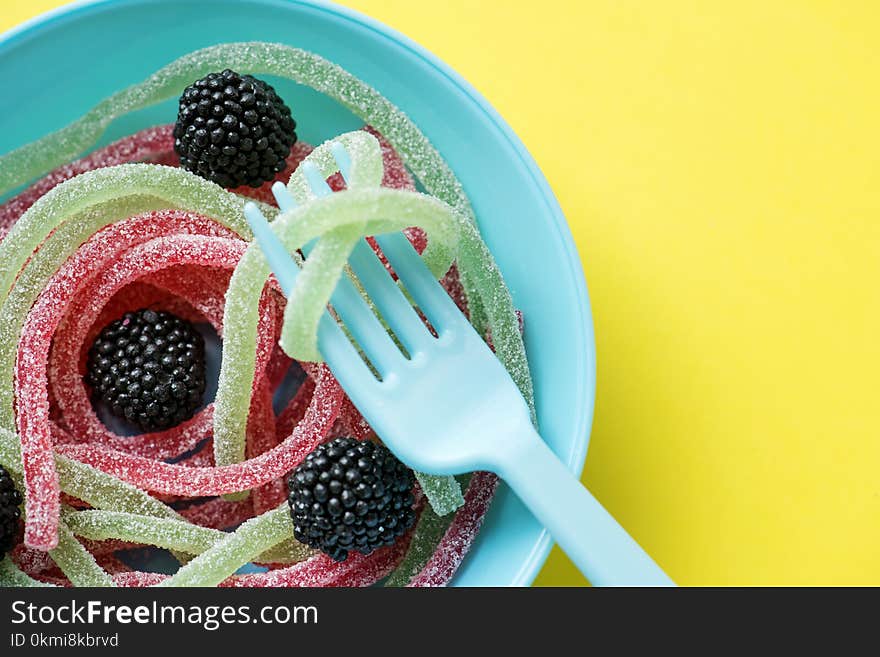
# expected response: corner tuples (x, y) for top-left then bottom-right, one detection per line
(244, 146), (674, 586)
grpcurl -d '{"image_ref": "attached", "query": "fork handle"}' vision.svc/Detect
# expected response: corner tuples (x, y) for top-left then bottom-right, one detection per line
(497, 428), (675, 586)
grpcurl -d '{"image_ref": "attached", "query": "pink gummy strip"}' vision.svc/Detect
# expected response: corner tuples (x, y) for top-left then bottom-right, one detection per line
(179, 497), (255, 530)
(0, 125), (176, 239)
(16, 233), (247, 549)
(56, 367), (343, 496)
(407, 471), (499, 587)
(46, 214), (276, 460)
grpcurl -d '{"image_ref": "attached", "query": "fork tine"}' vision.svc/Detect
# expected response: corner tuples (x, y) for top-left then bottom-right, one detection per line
(347, 240), (435, 355)
(246, 200), (390, 383)
(290, 145), (405, 375)
(373, 232), (463, 333)
(244, 202), (299, 296)
(271, 181), (297, 211)
(302, 161), (333, 198)
(255, 144), (448, 375)
(329, 141), (352, 180)
(318, 312), (384, 391)
(328, 270), (406, 378)
(328, 141), (435, 354)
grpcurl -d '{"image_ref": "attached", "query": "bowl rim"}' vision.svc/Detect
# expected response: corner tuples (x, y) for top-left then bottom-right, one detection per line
(0, 0), (596, 586)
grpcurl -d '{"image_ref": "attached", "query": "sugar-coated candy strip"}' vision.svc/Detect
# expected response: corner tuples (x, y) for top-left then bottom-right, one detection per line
(455, 223), (535, 420)
(227, 552), (366, 588)
(221, 367), (278, 505)
(47, 213), (242, 458)
(384, 504), (456, 587)
(222, 554), (341, 587)
(335, 398), (374, 441)
(63, 510), (222, 555)
(16, 234), (246, 549)
(179, 497), (254, 529)
(325, 544), (408, 587)
(17, 213), (235, 542)
(56, 369), (342, 495)
(407, 472), (498, 587)
(275, 376), (316, 438)
(159, 505), (293, 587)
(0, 427), (182, 526)
(48, 521), (114, 588)
(279, 226), (361, 362)
(0, 558), (55, 587)
(62, 508), (309, 564)
(247, 383), (285, 515)
(412, 473), (464, 518)
(254, 538), (315, 566)
(114, 572), (168, 587)
(0, 125), (175, 239)
(252, 482), (288, 517)
(0, 171), (273, 435)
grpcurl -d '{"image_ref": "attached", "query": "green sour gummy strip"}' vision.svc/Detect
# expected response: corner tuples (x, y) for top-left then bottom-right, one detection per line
(159, 506), (293, 587)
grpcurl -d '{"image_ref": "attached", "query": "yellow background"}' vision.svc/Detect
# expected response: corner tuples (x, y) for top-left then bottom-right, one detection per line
(2, 0), (879, 586)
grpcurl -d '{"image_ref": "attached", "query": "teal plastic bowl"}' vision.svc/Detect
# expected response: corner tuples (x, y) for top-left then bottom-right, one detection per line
(0, 0), (595, 586)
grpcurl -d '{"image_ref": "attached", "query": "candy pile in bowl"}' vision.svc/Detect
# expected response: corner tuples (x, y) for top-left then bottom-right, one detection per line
(0, 43), (533, 587)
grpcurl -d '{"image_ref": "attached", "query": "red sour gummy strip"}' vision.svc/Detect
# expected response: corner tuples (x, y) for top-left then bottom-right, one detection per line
(0, 125), (176, 239)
